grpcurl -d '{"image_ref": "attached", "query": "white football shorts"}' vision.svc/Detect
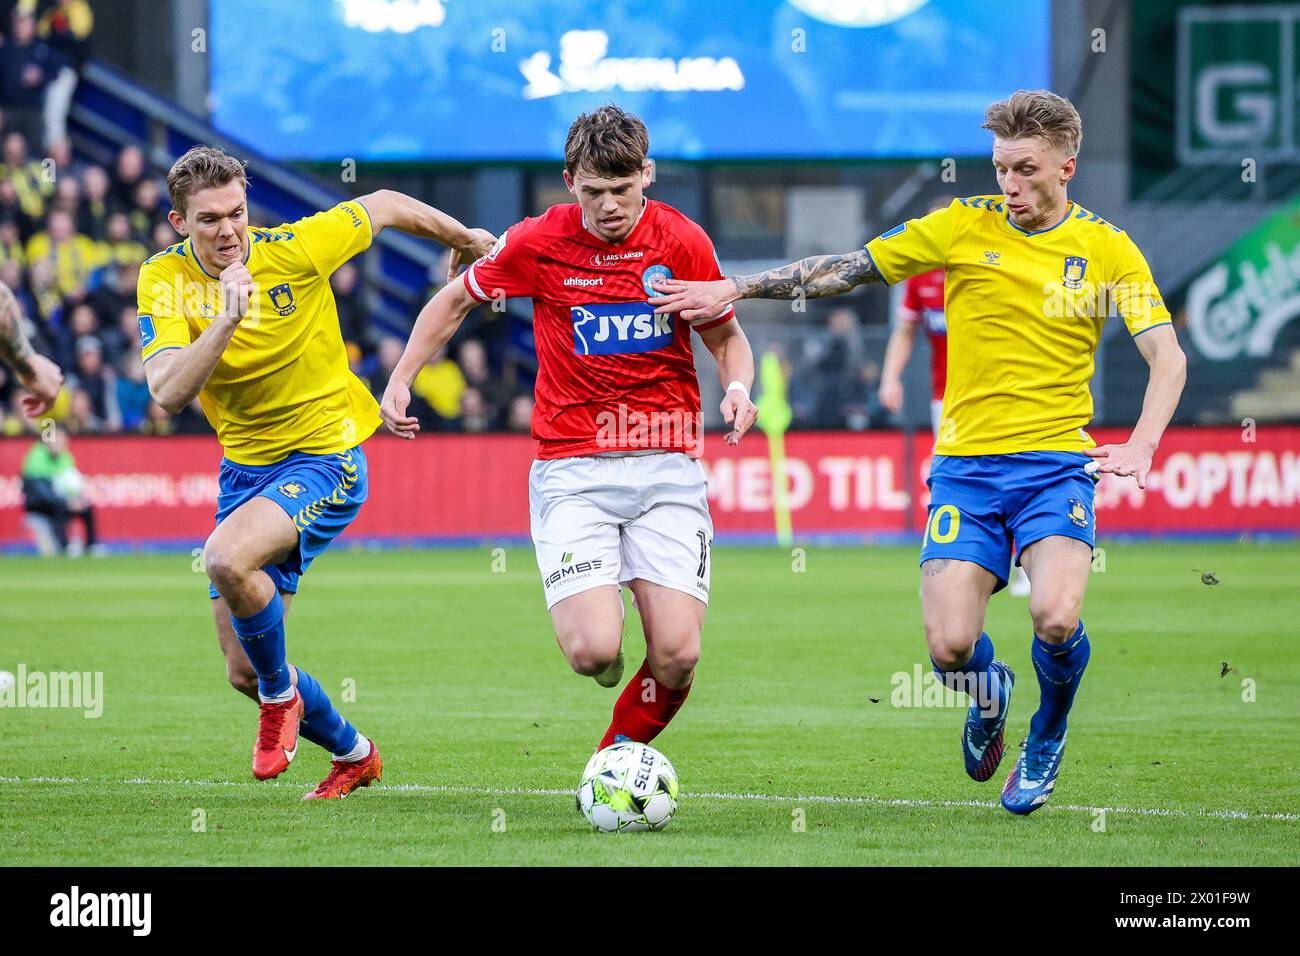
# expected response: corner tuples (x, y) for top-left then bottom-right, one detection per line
(528, 451), (713, 610)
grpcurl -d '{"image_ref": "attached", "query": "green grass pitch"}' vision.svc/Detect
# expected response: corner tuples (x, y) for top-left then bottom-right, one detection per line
(1, 540), (1296, 866)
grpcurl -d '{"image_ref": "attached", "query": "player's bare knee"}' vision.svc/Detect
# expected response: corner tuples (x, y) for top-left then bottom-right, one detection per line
(923, 623), (978, 671)
(1031, 606), (1080, 644)
(203, 538), (251, 593)
(561, 629), (619, 676)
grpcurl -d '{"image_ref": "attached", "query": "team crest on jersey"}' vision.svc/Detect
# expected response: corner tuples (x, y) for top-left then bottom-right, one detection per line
(268, 283), (297, 316)
(571, 301), (673, 356)
(1067, 498), (1089, 528)
(278, 481), (306, 499)
(642, 264), (672, 296)
(1062, 256), (1088, 290)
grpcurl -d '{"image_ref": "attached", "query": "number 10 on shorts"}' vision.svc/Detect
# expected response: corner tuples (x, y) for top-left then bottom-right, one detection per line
(924, 505), (961, 544)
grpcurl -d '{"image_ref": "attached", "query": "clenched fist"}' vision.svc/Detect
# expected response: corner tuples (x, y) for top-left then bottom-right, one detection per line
(220, 261), (255, 321)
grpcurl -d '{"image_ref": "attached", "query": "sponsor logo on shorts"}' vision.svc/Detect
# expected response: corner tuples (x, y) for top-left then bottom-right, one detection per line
(277, 481), (306, 499)
(543, 556), (604, 589)
(571, 301), (673, 355)
(1068, 498), (1089, 528)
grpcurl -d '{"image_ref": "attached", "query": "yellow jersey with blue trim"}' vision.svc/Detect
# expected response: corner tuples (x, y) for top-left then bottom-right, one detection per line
(136, 200), (380, 465)
(865, 195), (1172, 456)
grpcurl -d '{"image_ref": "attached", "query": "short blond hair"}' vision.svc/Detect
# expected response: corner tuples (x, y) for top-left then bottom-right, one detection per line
(167, 145), (247, 216)
(982, 90), (1083, 157)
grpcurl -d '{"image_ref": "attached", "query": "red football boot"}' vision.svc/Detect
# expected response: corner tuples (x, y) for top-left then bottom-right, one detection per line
(302, 739), (383, 800)
(252, 691), (304, 781)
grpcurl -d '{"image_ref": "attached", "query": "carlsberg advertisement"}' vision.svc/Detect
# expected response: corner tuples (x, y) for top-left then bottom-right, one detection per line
(1187, 200), (1300, 361)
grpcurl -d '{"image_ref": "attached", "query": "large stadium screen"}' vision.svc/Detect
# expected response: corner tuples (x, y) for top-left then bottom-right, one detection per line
(209, 0), (1051, 162)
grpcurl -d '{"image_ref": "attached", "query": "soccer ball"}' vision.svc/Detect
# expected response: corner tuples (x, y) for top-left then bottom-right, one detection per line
(577, 741), (679, 832)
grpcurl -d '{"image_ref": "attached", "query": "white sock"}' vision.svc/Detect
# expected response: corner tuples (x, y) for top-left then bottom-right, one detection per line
(335, 733), (370, 762)
(258, 686), (296, 705)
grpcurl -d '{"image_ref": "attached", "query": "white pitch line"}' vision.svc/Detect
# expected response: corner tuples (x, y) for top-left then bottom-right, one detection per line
(1, 775), (1295, 823)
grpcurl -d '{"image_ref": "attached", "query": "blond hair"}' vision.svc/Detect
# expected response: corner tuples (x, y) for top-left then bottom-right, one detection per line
(166, 145), (248, 216)
(982, 90), (1083, 157)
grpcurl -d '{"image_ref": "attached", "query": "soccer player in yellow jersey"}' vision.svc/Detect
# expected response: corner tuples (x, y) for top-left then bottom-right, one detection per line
(137, 146), (494, 799)
(650, 91), (1187, 814)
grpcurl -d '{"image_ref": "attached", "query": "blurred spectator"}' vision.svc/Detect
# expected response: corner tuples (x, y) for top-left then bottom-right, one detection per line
(150, 219), (174, 251)
(458, 386), (491, 433)
(69, 334), (119, 430)
(142, 399), (174, 436)
(21, 425), (98, 556)
(457, 338), (506, 427)
(0, 176), (38, 238)
(411, 347), (465, 430)
(24, 207), (103, 296)
(102, 211), (147, 267)
(810, 306), (871, 427)
(78, 162), (110, 238)
(0, 9), (56, 145)
(506, 393), (534, 433)
(128, 176), (164, 238)
(87, 259), (138, 330)
(25, 256), (63, 321)
(111, 144), (145, 210)
(36, 0), (94, 146)
(115, 353), (150, 431)
(331, 261), (375, 356)
(49, 166), (78, 215)
(63, 384), (101, 433)
(1, 129), (51, 220)
(0, 217), (24, 263)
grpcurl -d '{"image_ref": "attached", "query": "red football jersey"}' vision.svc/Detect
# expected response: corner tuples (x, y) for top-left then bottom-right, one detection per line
(462, 199), (735, 459)
(899, 268), (947, 402)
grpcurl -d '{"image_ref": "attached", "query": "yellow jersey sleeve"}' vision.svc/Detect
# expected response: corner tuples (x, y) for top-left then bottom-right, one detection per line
(136, 255), (193, 362)
(293, 200), (374, 278)
(1110, 232), (1172, 337)
(864, 200), (960, 285)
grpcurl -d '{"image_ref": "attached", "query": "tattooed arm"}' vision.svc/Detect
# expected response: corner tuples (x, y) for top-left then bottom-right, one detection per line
(650, 250), (881, 322)
(0, 281), (63, 418)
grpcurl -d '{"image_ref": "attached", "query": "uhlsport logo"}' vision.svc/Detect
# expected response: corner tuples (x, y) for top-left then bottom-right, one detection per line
(543, 552), (604, 590)
(571, 301), (673, 356)
(268, 283), (297, 316)
(1062, 256), (1087, 290)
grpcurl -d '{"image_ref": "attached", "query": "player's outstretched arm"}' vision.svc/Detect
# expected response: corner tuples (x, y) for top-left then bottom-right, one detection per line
(1084, 325), (1186, 488)
(380, 278), (478, 439)
(651, 249), (881, 322)
(696, 318), (758, 446)
(879, 320), (919, 414)
(0, 280), (63, 417)
(144, 262), (253, 414)
(358, 190), (496, 281)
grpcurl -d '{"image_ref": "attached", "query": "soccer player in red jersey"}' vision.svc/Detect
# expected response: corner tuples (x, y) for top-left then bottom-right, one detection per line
(380, 106), (757, 750)
(879, 198), (950, 438)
